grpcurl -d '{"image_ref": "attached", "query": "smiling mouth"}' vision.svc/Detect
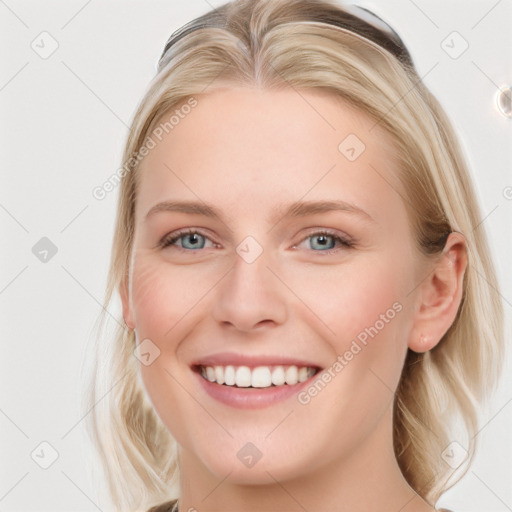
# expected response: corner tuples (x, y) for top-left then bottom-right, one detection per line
(193, 364), (320, 388)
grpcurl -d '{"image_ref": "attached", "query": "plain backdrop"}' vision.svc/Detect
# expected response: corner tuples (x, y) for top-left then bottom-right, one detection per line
(1, 1), (511, 511)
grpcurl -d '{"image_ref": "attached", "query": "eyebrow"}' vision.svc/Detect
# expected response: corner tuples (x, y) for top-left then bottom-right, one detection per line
(144, 199), (375, 224)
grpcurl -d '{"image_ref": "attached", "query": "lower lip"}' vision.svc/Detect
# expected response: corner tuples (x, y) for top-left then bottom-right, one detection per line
(193, 370), (317, 409)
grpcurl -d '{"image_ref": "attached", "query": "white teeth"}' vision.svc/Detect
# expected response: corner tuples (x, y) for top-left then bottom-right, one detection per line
(251, 366), (272, 388)
(199, 364), (317, 388)
(214, 365), (224, 385)
(235, 366), (252, 387)
(271, 365), (285, 386)
(224, 365), (235, 386)
(298, 366), (309, 383)
(205, 366), (216, 382)
(285, 365), (298, 385)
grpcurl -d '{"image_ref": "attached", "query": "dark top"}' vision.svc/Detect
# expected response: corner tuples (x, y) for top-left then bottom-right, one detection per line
(147, 499), (178, 512)
(147, 500), (453, 511)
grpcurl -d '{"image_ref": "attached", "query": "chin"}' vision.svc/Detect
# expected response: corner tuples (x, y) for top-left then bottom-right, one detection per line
(191, 433), (318, 486)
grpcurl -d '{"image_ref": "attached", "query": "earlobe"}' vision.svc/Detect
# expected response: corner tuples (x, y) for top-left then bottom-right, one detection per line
(408, 232), (467, 353)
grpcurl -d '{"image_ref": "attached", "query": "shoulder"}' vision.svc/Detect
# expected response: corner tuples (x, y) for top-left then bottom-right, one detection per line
(146, 502), (451, 512)
(146, 502), (452, 512)
(146, 499), (178, 512)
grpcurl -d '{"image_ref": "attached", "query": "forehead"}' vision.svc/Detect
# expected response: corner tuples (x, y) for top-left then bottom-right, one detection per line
(135, 86), (404, 225)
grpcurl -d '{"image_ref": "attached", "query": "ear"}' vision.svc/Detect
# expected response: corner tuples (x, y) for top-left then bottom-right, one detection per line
(120, 274), (135, 330)
(408, 232), (467, 353)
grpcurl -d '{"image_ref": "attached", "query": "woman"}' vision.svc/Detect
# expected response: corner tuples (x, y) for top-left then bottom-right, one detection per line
(86, 1), (505, 511)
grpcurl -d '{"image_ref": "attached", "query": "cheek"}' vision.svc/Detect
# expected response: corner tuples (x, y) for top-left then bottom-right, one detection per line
(130, 259), (172, 339)
(297, 253), (410, 395)
(296, 253), (406, 341)
(300, 259), (408, 407)
(130, 254), (214, 340)
(129, 256), (208, 440)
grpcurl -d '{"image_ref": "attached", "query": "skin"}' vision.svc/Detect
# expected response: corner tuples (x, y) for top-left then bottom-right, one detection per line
(121, 86), (467, 512)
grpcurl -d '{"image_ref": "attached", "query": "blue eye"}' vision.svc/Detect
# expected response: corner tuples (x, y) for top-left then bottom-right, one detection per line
(309, 233), (337, 250)
(160, 230), (214, 250)
(298, 231), (353, 253)
(159, 229), (353, 254)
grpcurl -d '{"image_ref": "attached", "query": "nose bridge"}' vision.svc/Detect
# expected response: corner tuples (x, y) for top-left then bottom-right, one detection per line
(211, 236), (288, 331)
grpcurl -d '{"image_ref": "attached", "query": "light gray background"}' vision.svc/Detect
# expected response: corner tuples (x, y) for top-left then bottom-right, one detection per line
(1, 1), (511, 511)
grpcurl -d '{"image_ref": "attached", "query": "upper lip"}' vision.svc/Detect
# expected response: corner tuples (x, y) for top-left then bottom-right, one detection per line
(191, 352), (323, 369)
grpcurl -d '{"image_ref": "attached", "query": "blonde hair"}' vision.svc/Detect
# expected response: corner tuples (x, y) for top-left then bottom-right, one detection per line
(84, 0), (505, 510)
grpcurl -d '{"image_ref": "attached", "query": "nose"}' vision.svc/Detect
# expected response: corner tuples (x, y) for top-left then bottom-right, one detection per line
(211, 248), (288, 333)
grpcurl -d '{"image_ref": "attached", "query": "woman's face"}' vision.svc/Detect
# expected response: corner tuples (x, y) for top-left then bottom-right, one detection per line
(123, 87), (427, 484)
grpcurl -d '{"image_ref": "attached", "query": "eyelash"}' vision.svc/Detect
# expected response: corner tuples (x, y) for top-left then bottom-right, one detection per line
(158, 228), (354, 255)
